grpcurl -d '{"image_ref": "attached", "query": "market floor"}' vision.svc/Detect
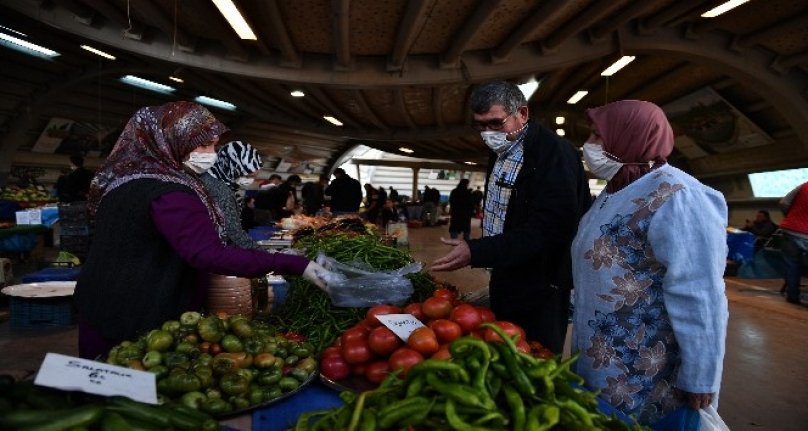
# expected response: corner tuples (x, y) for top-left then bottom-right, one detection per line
(1, 220), (807, 430)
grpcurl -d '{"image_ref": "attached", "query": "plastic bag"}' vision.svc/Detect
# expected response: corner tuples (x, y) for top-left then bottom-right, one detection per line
(698, 406), (730, 431)
(315, 253), (422, 307)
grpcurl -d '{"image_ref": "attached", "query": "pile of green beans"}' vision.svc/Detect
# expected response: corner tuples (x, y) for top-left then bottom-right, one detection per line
(268, 232), (437, 351)
(295, 324), (647, 431)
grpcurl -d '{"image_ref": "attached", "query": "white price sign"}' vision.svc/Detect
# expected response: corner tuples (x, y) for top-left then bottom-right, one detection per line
(376, 314), (426, 342)
(34, 353), (158, 404)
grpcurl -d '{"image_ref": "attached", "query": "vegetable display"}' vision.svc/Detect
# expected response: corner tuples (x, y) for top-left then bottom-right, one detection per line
(298, 324), (647, 430)
(268, 230), (441, 351)
(106, 312), (317, 416)
(0, 377), (220, 431)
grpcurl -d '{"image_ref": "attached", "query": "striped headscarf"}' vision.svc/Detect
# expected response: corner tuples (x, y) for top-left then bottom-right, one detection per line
(87, 101), (229, 233)
(208, 141), (263, 191)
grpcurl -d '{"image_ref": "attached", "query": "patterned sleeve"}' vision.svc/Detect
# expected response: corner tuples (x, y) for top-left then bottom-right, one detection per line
(646, 180), (729, 394)
(203, 175), (260, 249)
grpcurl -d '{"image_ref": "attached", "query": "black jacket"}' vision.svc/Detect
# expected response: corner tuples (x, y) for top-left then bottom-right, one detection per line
(467, 123), (590, 344)
(449, 186), (473, 232)
(325, 176), (363, 212)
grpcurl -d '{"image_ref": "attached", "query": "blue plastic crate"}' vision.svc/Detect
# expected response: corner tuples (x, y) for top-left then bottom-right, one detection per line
(249, 226), (278, 241)
(22, 267), (81, 283)
(10, 296), (74, 328)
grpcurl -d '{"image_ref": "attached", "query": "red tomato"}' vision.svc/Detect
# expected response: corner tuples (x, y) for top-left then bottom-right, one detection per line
(535, 348), (555, 359)
(450, 304), (482, 334)
(432, 288), (457, 303)
(320, 355), (350, 380)
(284, 331), (306, 342)
(364, 360), (392, 384)
(476, 306), (496, 323)
(483, 321), (527, 343)
(388, 347), (424, 378)
(428, 319), (463, 344)
(365, 304), (402, 328)
(321, 346), (342, 360)
(515, 339), (531, 354)
(470, 330), (485, 339)
(431, 345), (452, 360)
(422, 297), (452, 320)
(407, 327), (440, 356)
(341, 326), (369, 345)
(368, 326), (402, 356)
(403, 303), (426, 322)
(351, 363), (367, 376)
(341, 339), (372, 364)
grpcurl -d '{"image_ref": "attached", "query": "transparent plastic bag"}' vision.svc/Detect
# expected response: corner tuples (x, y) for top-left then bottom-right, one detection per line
(315, 253), (422, 307)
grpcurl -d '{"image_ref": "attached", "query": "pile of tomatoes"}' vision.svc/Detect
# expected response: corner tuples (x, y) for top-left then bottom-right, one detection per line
(319, 288), (554, 385)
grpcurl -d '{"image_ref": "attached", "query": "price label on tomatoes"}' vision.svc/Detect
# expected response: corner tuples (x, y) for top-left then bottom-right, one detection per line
(375, 314), (425, 342)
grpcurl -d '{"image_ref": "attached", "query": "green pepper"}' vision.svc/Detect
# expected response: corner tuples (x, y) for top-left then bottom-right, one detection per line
(197, 316), (224, 343)
(164, 371), (202, 393)
(278, 376), (300, 392)
(220, 334), (244, 353)
(146, 330), (174, 352)
(258, 369), (282, 386)
(180, 311), (202, 327)
(244, 338), (264, 355)
(162, 320), (181, 333)
(163, 351), (190, 370)
(230, 319), (253, 338)
(180, 391), (207, 409)
(220, 373), (249, 396)
(142, 351), (163, 369)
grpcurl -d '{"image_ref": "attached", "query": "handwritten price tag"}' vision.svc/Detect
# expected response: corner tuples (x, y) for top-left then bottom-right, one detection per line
(376, 314), (426, 342)
(34, 353), (158, 404)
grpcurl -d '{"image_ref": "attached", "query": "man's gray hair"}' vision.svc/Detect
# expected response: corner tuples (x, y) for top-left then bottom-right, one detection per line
(470, 81), (527, 115)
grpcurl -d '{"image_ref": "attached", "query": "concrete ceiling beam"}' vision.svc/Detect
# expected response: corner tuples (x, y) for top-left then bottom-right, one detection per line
(332, 0), (351, 70)
(440, 0), (502, 68)
(76, 0), (143, 39)
(388, 0), (436, 72)
(638, 0), (712, 32)
(589, 1), (660, 41)
(491, 0), (568, 62)
(395, 89), (418, 130)
(541, 1), (625, 51)
(432, 86), (444, 128)
(353, 90), (389, 130)
(257, 0), (300, 67)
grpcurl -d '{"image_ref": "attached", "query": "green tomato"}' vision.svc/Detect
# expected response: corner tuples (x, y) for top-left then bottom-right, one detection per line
(219, 373), (249, 396)
(142, 351), (163, 369)
(148, 365), (169, 379)
(278, 376), (300, 392)
(180, 391), (207, 409)
(196, 353), (213, 367)
(201, 398), (230, 415)
(146, 330), (174, 353)
(180, 311), (202, 327)
(263, 387), (282, 402)
(230, 319), (253, 338)
(197, 316), (224, 343)
(220, 334), (244, 353)
(258, 369), (282, 386)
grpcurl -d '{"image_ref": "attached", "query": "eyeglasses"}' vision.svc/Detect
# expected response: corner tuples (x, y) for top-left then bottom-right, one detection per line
(471, 113), (516, 131)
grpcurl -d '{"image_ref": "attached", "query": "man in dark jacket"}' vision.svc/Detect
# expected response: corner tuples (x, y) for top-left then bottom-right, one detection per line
(325, 168), (362, 214)
(432, 80), (591, 353)
(58, 154), (94, 203)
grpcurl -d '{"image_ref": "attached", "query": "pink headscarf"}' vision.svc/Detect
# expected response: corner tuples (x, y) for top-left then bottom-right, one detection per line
(586, 100), (674, 193)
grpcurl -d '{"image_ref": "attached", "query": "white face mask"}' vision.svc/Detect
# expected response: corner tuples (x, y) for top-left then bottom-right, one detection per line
(480, 131), (513, 154)
(183, 152), (217, 174)
(235, 176), (254, 187)
(582, 143), (624, 181)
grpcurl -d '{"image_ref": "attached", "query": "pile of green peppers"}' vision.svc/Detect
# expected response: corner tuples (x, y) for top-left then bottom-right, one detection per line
(107, 312), (317, 416)
(297, 324), (648, 431)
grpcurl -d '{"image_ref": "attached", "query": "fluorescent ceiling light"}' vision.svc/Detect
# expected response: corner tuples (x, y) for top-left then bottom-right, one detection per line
(169, 76), (184, 83)
(398, 147), (414, 153)
(701, 0), (750, 18)
(518, 78), (540, 101)
(556, 129), (566, 136)
(464, 161), (477, 165)
(0, 25), (27, 37)
(120, 75), (176, 94)
(555, 116), (565, 125)
(601, 56), (636, 76)
(323, 116), (343, 126)
(0, 32), (59, 58)
(80, 44), (116, 60)
(567, 91), (589, 104)
(290, 90), (305, 97)
(195, 95), (237, 111)
(211, 0), (257, 40)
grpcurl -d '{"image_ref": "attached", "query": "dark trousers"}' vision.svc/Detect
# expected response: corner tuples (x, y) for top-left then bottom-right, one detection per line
(490, 285), (570, 353)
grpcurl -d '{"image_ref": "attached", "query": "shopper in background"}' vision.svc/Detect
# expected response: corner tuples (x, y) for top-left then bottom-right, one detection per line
(779, 181), (808, 304)
(570, 100), (728, 426)
(363, 183), (386, 225)
(269, 174), (302, 220)
(471, 185), (484, 219)
(57, 153), (94, 203)
(74, 101), (330, 359)
(448, 178), (474, 240)
(742, 209), (778, 251)
(421, 186), (436, 226)
(325, 168), (362, 214)
(200, 140), (263, 249)
(388, 186), (399, 203)
(302, 174), (328, 215)
(254, 173), (282, 224)
(241, 196), (257, 231)
(432, 80), (591, 353)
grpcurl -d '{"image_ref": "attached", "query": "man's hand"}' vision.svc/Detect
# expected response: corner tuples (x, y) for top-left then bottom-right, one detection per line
(431, 238), (471, 271)
(684, 392), (713, 410)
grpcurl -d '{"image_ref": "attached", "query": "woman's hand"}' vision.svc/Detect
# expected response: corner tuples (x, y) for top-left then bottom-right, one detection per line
(684, 392), (714, 410)
(302, 261), (329, 291)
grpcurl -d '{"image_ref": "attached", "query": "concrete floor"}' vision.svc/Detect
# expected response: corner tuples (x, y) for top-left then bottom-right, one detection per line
(1, 219), (807, 430)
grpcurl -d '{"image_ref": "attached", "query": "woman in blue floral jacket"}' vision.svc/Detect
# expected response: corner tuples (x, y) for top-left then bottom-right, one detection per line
(571, 100), (729, 426)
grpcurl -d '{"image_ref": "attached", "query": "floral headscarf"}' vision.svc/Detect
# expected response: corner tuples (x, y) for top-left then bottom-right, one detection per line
(87, 101), (229, 232)
(208, 141), (263, 190)
(586, 100), (674, 193)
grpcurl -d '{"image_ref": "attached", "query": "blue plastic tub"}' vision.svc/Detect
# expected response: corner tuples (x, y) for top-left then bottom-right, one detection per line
(22, 267), (82, 283)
